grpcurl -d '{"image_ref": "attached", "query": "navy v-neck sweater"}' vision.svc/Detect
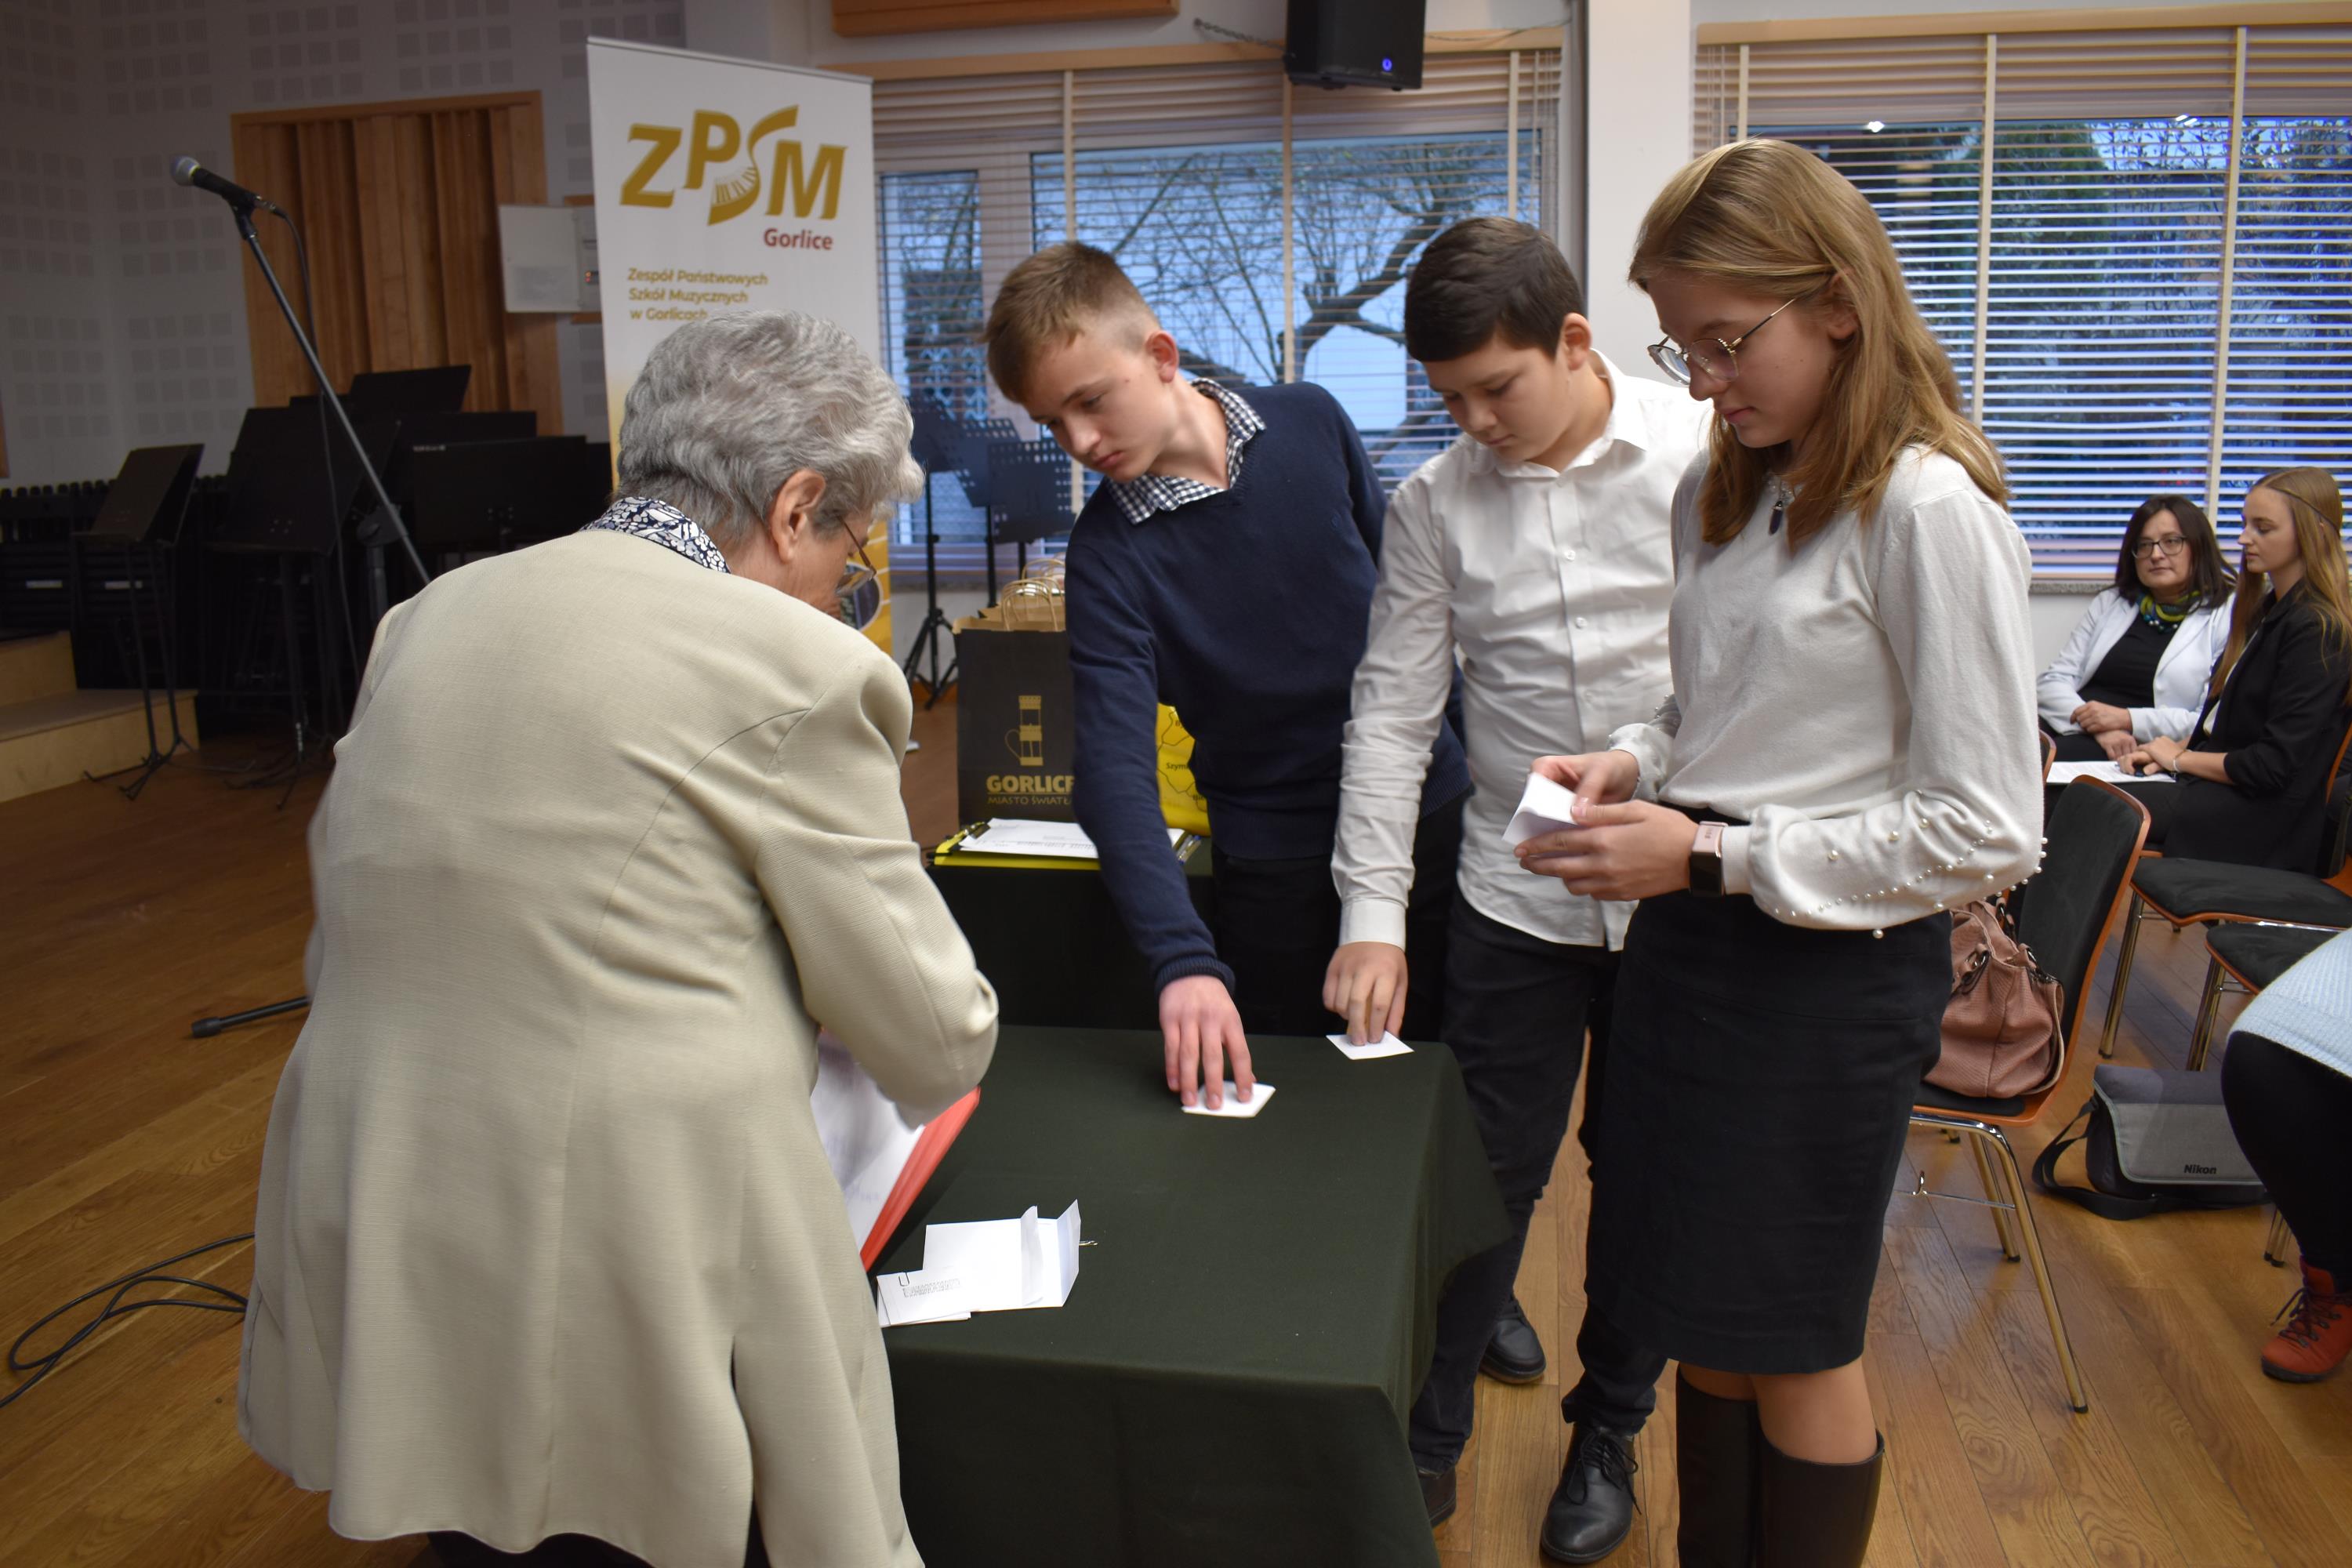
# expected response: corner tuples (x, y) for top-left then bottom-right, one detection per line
(1064, 380), (1470, 992)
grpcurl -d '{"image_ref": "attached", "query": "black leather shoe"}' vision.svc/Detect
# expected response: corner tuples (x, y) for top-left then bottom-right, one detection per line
(1418, 1462), (1457, 1526)
(1482, 1295), (1548, 1385)
(1541, 1422), (1639, 1563)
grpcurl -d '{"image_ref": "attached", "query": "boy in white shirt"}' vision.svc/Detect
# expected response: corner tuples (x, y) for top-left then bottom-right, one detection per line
(1325, 217), (1706, 1559)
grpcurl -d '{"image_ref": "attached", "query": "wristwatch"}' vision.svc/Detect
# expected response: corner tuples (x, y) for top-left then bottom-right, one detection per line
(1688, 822), (1726, 898)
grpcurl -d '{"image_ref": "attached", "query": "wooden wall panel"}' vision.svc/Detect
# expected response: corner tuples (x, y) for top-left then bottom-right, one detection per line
(488, 103), (563, 441)
(292, 119), (368, 391)
(230, 122), (303, 410)
(429, 108), (504, 416)
(230, 92), (560, 435)
(351, 114), (444, 373)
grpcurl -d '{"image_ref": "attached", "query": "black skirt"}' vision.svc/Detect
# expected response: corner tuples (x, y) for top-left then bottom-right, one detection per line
(1584, 888), (1950, 1374)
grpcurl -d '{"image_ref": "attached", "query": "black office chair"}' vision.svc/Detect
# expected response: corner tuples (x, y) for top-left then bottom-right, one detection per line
(1910, 778), (2151, 1414)
(2194, 920), (2339, 1266)
(2097, 740), (2352, 1062)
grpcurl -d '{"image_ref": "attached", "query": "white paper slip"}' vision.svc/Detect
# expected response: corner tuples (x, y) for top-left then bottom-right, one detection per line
(1328, 1031), (1413, 1060)
(918, 1200), (1083, 1312)
(2047, 759), (2171, 786)
(957, 818), (1184, 859)
(1502, 771), (1586, 848)
(809, 1035), (924, 1250)
(1180, 1082), (1277, 1118)
(875, 1268), (972, 1327)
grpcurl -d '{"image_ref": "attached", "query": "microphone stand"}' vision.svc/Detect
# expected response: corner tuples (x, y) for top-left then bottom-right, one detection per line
(230, 201), (430, 586)
(188, 196), (433, 1039)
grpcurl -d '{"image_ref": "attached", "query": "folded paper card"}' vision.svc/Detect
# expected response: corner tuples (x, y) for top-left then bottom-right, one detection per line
(877, 1200), (1083, 1327)
(1179, 1081), (1276, 1118)
(1503, 772), (1585, 848)
(1328, 1031), (1413, 1060)
(873, 1268), (972, 1327)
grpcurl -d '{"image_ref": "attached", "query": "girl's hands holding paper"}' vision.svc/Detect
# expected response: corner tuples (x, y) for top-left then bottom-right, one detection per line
(1516, 750), (1700, 902)
(1530, 749), (1641, 809)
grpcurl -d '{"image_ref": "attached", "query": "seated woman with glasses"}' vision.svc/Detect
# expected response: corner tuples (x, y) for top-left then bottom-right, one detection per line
(2119, 468), (2352, 871)
(2038, 495), (2233, 764)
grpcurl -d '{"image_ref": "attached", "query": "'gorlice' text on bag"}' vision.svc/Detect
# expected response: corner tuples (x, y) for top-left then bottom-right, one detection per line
(620, 107), (846, 224)
(985, 775), (1076, 796)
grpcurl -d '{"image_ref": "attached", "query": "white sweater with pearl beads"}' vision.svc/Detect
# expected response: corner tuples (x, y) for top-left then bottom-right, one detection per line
(1609, 446), (2042, 932)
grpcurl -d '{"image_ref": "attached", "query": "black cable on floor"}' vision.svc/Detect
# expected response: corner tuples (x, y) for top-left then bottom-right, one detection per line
(2, 1234), (252, 1412)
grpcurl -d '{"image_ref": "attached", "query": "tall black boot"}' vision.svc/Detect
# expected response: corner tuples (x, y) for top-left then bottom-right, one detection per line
(1757, 1431), (1885, 1568)
(1673, 1374), (1761, 1568)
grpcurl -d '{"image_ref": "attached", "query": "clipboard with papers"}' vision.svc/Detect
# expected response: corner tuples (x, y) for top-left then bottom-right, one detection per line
(932, 816), (1198, 870)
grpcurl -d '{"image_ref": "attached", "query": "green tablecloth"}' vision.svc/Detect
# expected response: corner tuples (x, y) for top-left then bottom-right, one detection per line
(928, 848), (1217, 1030)
(876, 1025), (1509, 1568)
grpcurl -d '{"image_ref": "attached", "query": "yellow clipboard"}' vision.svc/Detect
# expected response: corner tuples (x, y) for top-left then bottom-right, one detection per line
(930, 826), (1202, 871)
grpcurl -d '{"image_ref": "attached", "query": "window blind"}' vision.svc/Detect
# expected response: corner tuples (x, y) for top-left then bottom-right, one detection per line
(872, 43), (1565, 561)
(1697, 18), (2352, 575)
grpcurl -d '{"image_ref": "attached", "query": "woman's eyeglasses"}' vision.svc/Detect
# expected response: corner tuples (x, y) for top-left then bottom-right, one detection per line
(837, 525), (880, 598)
(2131, 535), (2190, 560)
(1647, 284), (1824, 387)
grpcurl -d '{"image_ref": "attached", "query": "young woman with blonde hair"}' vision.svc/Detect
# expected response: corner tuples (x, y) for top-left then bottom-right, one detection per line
(1514, 137), (2040, 1565)
(2121, 467), (2352, 872)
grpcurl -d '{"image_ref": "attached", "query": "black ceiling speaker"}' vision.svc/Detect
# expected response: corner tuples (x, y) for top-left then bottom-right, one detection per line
(1284, 0), (1425, 92)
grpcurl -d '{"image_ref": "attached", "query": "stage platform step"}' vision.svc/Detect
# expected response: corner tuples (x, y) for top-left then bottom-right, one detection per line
(0, 688), (201, 804)
(0, 630), (74, 706)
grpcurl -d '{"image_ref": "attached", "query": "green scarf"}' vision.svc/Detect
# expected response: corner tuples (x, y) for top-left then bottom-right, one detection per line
(2137, 590), (2197, 630)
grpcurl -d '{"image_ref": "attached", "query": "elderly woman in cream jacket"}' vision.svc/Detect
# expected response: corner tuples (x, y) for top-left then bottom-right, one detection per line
(238, 312), (998, 1568)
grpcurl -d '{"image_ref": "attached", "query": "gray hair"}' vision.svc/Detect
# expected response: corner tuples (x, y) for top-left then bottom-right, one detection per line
(615, 310), (923, 546)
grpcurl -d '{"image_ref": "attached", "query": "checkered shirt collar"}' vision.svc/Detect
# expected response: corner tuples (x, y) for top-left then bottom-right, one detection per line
(1106, 379), (1266, 526)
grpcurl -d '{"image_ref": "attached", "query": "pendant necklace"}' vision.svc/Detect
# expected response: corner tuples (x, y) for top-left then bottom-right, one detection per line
(1768, 474), (1796, 535)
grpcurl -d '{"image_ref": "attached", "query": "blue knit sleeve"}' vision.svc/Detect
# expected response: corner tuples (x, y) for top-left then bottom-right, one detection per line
(1065, 525), (1234, 996)
(1332, 388), (1388, 561)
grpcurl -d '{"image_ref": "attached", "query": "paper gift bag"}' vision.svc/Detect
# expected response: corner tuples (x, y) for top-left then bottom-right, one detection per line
(954, 608), (1076, 823)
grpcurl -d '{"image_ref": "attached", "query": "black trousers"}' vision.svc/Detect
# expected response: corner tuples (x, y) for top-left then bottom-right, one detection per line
(1407, 900), (1668, 1470)
(430, 1516), (764, 1566)
(2223, 1030), (2352, 1278)
(2042, 724), (2114, 765)
(1208, 791), (1465, 1040)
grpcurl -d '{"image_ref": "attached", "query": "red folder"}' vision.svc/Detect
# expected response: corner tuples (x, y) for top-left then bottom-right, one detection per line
(859, 1087), (980, 1270)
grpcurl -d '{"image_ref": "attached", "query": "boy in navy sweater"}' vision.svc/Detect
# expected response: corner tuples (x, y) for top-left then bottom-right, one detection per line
(982, 243), (1469, 1109)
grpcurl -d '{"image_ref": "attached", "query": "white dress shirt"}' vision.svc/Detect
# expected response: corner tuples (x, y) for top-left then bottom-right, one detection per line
(1609, 448), (2042, 930)
(1334, 356), (1711, 950)
(2037, 586), (2230, 742)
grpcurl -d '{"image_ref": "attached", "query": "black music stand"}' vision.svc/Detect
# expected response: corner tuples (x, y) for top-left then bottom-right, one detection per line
(332, 367), (480, 624)
(212, 406), (401, 789)
(343, 365), (470, 423)
(407, 436), (605, 554)
(80, 443), (201, 797)
(979, 427), (1074, 600)
(901, 394), (962, 706)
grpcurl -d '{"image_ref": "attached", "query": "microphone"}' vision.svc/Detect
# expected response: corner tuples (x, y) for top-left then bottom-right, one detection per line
(169, 155), (282, 216)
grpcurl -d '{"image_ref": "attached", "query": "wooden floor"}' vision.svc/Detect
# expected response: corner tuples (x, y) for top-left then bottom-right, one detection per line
(2, 706), (2346, 1568)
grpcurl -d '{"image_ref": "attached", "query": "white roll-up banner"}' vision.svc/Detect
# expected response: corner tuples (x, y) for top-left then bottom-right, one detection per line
(588, 38), (889, 651)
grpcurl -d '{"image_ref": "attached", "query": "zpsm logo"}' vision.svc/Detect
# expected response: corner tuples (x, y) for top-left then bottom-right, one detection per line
(619, 107), (847, 224)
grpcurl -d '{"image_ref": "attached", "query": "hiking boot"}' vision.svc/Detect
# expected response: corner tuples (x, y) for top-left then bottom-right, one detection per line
(2263, 1259), (2352, 1384)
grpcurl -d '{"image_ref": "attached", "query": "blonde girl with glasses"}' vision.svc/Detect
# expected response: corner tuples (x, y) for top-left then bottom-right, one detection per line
(2119, 468), (2352, 871)
(1512, 138), (2041, 1566)
(2038, 494), (2235, 764)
